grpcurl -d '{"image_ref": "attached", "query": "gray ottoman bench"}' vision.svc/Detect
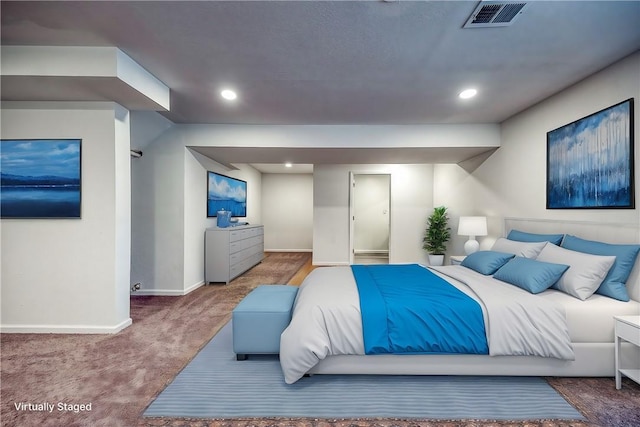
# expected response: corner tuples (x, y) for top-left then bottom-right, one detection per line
(232, 284), (298, 360)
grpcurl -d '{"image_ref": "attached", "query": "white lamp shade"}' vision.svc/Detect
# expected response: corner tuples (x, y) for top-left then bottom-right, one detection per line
(458, 216), (487, 237)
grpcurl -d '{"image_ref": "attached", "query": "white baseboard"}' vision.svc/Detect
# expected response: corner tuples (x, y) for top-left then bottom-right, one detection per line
(354, 249), (389, 255)
(265, 249), (313, 253)
(134, 280), (204, 296)
(134, 289), (184, 296)
(184, 280), (205, 294)
(1, 317), (132, 334)
(313, 261), (350, 266)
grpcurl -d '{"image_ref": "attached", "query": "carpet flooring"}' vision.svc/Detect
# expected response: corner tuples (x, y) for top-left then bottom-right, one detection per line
(144, 322), (583, 420)
(1, 251), (639, 427)
(0, 252), (310, 427)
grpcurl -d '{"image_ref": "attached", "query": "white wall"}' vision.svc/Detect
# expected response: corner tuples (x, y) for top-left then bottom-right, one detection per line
(2, 46), (170, 111)
(389, 165), (436, 264)
(130, 51), (640, 288)
(184, 149), (262, 291)
(130, 127), (185, 295)
(113, 105), (132, 322)
(262, 173), (313, 251)
(130, 124), (262, 295)
(173, 123), (497, 264)
(143, 119), (478, 272)
(313, 164), (434, 265)
(183, 149), (214, 292)
(1, 102), (132, 333)
(136, 122), (494, 290)
(167, 124), (500, 151)
(130, 111), (173, 151)
(436, 51), (640, 256)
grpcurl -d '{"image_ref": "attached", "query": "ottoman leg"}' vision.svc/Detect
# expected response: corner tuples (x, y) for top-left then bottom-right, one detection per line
(236, 354), (248, 361)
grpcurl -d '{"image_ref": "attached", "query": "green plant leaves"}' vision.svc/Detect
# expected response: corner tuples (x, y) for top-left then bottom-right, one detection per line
(423, 206), (451, 255)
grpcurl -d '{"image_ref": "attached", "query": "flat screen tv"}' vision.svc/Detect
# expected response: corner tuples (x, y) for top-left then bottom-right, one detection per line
(207, 171), (247, 217)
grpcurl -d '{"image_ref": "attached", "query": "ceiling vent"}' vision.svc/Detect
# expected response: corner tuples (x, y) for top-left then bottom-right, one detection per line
(463, 1), (528, 28)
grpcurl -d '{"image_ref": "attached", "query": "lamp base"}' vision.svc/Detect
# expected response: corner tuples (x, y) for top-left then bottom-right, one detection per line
(464, 239), (480, 255)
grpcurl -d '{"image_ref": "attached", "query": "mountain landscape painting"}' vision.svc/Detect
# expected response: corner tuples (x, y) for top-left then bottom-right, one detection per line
(1, 139), (81, 218)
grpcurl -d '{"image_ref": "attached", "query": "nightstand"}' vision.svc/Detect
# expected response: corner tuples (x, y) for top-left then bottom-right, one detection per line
(450, 255), (466, 265)
(614, 315), (640, 389)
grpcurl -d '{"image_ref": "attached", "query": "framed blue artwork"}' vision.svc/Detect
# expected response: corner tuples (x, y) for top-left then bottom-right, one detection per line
(206, 171), (247, 218)
(547, 98), (634, 209)
(1, 139), (82, 218)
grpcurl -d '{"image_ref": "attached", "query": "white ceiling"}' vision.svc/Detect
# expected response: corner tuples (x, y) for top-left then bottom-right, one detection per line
(2, 1), (639, 172)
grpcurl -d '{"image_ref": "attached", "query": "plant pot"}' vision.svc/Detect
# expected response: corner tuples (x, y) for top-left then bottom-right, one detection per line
(428, 254), (445, 266)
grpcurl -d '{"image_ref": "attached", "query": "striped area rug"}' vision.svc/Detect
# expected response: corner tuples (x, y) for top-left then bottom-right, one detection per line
(144, 322), (584, 420)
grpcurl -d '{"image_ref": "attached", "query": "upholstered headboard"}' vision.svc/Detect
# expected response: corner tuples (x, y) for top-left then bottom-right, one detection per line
(504, 217), (640, 302)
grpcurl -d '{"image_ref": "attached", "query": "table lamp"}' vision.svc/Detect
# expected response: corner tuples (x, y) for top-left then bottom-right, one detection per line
(458, 216), (487, 255)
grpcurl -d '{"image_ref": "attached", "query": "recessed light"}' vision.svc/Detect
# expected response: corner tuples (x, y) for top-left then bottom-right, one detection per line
(459, 88), (477, 99)
(220, 89), (237, 101)
(285, 162), (293, 168)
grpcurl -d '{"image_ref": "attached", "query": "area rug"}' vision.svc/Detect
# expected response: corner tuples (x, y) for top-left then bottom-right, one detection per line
(144, 322), (585, 421)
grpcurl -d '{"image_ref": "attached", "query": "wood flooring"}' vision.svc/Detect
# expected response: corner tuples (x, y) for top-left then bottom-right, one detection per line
(286, 256), (316, 286)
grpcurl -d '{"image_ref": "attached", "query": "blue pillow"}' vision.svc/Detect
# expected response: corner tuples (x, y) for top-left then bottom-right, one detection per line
(461, 251), (515, 275)
(561, 235), (640, 302)
(494, 257), (569, 294)
(507, 229), (564, 246)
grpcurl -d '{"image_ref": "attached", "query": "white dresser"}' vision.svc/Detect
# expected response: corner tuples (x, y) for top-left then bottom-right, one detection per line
(205, 225), (264, 284)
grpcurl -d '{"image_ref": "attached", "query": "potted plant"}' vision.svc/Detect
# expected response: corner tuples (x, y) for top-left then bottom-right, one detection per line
(423, 206), (451, 266)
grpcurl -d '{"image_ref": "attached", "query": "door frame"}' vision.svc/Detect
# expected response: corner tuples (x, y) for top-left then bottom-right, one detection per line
(349, 172), (391, 264)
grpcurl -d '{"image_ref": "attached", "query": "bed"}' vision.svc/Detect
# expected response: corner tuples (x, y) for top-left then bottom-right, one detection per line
(280, 218), (640, 384)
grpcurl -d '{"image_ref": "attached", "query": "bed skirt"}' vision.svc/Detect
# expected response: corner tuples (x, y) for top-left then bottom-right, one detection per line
(307, 342), (640, 377)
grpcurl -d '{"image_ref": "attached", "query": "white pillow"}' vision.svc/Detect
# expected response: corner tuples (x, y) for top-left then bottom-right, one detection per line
(491, 238), (547, 258)
(535, 243), (615, 300)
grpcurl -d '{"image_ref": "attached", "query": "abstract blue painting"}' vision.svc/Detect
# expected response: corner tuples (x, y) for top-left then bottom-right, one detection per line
(547, 99), (634, 209)
(1, 139), (82, 218)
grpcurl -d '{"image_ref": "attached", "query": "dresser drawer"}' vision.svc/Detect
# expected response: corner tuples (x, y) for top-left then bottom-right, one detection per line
(248, 251), (264, 267)
(229, 240), (243, 254)
(230, 247), (250, 267)
(229, 258), (248, 279)
(229, 254), (260, 279)
(246, 240), (264, 257)
(229, 234), (263, 255)
(229, 228), (249, 242)
(229, 226), (263, 242)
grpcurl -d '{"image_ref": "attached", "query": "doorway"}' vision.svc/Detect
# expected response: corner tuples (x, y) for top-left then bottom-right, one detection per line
(349, 173), (391, 264)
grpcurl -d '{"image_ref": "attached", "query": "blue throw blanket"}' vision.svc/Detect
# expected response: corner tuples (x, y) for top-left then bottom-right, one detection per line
(351, 264), (488, 355)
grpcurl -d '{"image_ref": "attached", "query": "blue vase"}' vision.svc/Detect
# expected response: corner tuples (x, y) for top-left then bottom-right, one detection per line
(217, 210), (232, 227)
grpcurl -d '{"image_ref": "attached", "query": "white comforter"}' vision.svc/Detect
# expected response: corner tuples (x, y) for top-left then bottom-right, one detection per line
(279, 265), (574, 384)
